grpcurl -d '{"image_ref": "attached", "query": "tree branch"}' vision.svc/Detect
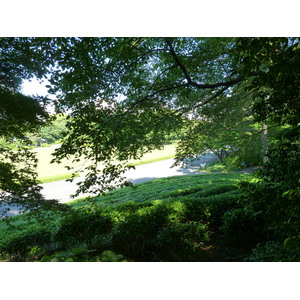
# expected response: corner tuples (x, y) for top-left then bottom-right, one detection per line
(176, 86), (230, 116)
(164, 38), (245, 90)
(164, 38), (193, 84)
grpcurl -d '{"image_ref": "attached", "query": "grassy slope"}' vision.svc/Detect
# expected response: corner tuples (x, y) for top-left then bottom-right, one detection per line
(70, 172), (250, 208)
(34, 144), (177, 183)
(1, 173), (250, 229)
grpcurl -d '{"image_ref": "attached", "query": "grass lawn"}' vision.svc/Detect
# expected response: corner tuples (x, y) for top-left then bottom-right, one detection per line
(33, 144), (177, 183)
(37, 173), (80, 184)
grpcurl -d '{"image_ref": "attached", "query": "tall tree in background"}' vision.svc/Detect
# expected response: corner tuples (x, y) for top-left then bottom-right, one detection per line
(174, 82), (269, 167)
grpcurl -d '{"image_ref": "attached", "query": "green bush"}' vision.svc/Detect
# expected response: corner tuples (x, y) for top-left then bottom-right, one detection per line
(111, 204), (172, 260)
(162, 186), (240, 228)
(0, 173), (252, 262)
(199, 191), (241, 229)
(41, 248), (125, 262)
(221, 207), (268, 249)
(239, 180), (300, 260)
(180, 198), (211, 223)
(205, 162), (226, 172)
(203, 158), (243, 172)
(54, 210), (113, 249)
(0, 226), (53, 261)
(246, 241), (294, 262)
(40, 246), (96, 262)
(154, 222), (210, 261)
(99, 250), (124, 262)
(110, 200), (215, 261)
(192, 184), (237, 198)
(224, 156), (243, 171)
(166, 186), (205, 197)
(113, 200), (153, 213)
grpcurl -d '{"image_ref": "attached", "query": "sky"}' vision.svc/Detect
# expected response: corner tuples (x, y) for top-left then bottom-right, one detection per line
(22, 77), (57, 114)
(21, 77), (50, 97)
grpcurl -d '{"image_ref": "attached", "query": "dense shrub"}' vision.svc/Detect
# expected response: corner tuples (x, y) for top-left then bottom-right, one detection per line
(164, 187), (241, 228)
(0, 174), (253, 262)
(245, 241), (295, 262)
(192, 184), (237, 198)
(221, 207), (270, 250)
(238, 179), (300, 261)
(203, 160), (242, 172)
(54, 210), (113, 249)
(200, 190), (241, 229)
(154, 222), (210, 261)
(41, 248), (124, 262)
(180, 198), (211, 223)
(0, 225), (54, 260)
(166, 186), (205, 197)
(111, 205), (172, 260)
(110, 201), (212, 261)
(113, 200), (153, 213)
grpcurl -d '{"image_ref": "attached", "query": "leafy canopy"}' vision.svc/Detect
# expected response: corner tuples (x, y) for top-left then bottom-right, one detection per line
(1, 37), (299, 203)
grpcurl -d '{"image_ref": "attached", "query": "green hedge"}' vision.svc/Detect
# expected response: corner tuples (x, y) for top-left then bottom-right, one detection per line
(0, 174), (251, 262)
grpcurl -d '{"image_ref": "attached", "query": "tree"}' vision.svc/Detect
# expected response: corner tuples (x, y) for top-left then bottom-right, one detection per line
(174, 83), (269, 167)
(31, 113), (67, 145)
(234, 37), (300, 260)
(44, 37), (300, 261)
(2, 38), (299, 225)
(46, 37), (258, 195)
(0, 38), (64, 217)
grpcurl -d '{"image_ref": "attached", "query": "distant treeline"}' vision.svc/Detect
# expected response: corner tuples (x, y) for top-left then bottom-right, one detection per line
(0, 114), (67, 148)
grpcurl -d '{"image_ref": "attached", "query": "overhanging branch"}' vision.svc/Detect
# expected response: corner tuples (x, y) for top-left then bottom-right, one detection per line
(164, 38), (244, 89)
(176, 86), (230, 116)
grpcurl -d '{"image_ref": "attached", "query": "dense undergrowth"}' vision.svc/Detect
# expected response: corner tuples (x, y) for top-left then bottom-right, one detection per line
(0, 173), (293, 262)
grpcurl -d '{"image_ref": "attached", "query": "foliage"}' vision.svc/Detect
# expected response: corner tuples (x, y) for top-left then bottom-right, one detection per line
(0, 225), (54, 260)
(200, 160), (242, 173)
(0, 173), (250, 262)
(0, 38), (61, 216)
(221, 207), (269, 249)
(53, 210), (113, 249)
(154, 222), (210, 261)
(110, 204), (173, 260)
(1, 37), (299, 261)
(40, 249), (124, 262)
(39, 37), (293, 196)
(174, 86), (266, 166)
(40, 246), (98, 262)
(24, 114), (67, 146)
(236, 179), (300, 261)
(42, 37), (251, 195)
(246, 241), (295, 262)
(39, 114), (67, 144)
(0, 145), (64, 217)
(2, 37), (297, 195)
(234, 38), (300, 260)
(0, 89), (48, 140)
